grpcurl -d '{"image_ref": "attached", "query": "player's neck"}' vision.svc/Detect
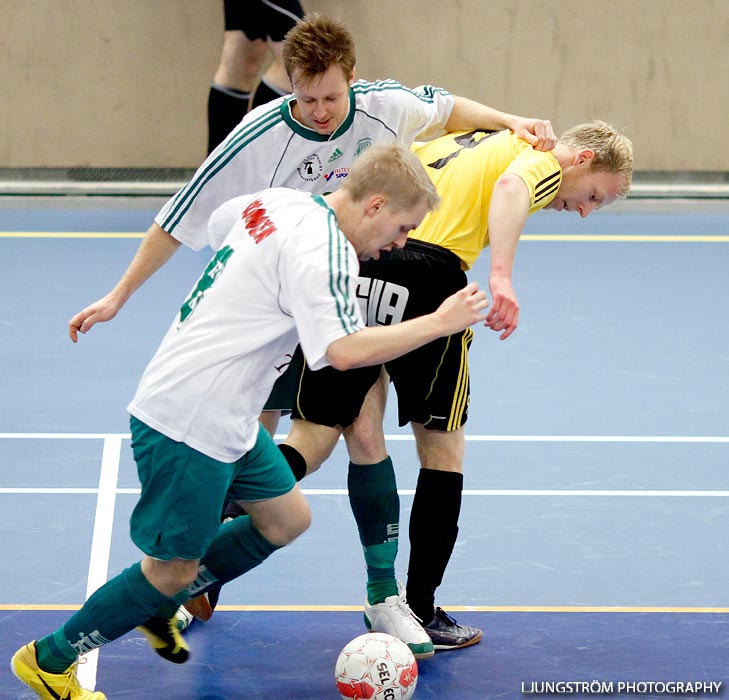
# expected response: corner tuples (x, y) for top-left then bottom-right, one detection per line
(551, 144), (576, 173)
(324, 191), (361, 244)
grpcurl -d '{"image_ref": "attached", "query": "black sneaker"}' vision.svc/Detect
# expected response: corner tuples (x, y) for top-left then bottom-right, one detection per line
(136, 616), (190, 663)
(423, 607), (483, 650)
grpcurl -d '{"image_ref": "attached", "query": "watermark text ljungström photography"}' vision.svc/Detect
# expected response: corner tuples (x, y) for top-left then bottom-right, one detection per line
(521, 680), (723, 696)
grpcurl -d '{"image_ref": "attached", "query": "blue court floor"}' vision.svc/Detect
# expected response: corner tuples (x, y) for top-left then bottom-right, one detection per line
(1, 195), (728, 698)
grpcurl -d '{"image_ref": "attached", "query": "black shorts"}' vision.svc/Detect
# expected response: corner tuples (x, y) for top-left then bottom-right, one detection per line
(224, 0), (304, 42)
(291, 240), (474, 432)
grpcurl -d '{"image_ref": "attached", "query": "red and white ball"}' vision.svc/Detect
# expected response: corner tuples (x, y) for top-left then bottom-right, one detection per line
(335, 632), (418, 700)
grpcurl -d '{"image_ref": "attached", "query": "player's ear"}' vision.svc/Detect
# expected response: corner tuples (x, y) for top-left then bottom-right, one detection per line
(348, 67), (356, 84)
(365, 194), (386, 217)
(574, 148), (595, 167)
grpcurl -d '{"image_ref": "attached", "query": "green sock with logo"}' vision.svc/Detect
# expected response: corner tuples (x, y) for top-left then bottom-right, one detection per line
(35, 562), (171, 673)
(348, 458), (400, 604)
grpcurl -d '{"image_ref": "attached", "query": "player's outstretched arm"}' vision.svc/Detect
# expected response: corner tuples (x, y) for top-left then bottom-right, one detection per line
(68, 223), (181, 342)
(485, 174), (530, 341)
(326, 282), (488, 371)
(446, 96), (557, 152)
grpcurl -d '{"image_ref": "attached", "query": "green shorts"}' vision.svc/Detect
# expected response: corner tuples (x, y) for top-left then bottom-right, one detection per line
(128, 416), (296, 560)
(262, 348), (304, 412)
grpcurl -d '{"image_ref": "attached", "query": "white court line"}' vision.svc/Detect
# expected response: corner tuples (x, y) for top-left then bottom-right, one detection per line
(303, 489), (729, 497)
(5, 487), (729, 498)
(75, 436), (122, 690)
(2, 433), (728, 499)
(2, 432), (729, 443)
(381, 435), (729, 443)
(0, 433), (131, 439)
(1, 488), (99, 493)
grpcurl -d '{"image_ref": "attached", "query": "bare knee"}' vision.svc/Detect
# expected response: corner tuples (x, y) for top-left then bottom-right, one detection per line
(411, 424), (465, 472)
(141, 556), (200, 597)
(343, 418), (387, 464)
(249, 489), (311, 546)
(343, 370), (388, 464)
(285, 419), (341, 474)
(257, 503), (311, 545)
(215, 31), (268, 89)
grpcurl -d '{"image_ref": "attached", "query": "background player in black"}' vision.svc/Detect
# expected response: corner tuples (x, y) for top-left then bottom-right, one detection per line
(207, 0), (305, 154)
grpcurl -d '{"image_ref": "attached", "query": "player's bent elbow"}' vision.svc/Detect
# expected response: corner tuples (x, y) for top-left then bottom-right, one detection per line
(326, 351), (359, 372)
(325, 337), (363, 372)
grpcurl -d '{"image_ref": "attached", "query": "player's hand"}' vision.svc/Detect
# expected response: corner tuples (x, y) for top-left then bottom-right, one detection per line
(511, 117), (557, 152)
(68, 295), (121, 342)
(435, 282), (489, 335)
(486, 274), (519, 340)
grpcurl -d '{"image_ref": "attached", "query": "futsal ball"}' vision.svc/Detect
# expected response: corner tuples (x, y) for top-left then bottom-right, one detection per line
(335, 632), (418, 700)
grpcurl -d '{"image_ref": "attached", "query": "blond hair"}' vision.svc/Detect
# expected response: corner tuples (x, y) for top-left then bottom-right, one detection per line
(282, 13), (356, 83)
(560, 120), (634, 197)
(344, 144), (441, 213)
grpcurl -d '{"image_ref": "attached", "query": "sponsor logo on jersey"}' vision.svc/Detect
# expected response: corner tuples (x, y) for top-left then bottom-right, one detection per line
(328, 147), (344, 162)
(297, 153), (323, 181)
(323, 167), (350, 182)
(355, 137), (373, 156)
(355, 277), (409, 326)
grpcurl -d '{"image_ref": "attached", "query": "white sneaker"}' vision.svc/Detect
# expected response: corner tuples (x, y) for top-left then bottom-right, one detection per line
(363, 581), (434, 659)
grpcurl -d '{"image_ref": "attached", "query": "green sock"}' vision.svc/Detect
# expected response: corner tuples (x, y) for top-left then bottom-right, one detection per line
(36, 562), (171, 673)
(145, 517), (281, 622)
(192, 515), (280, 592)
(348, 458), (400, 604)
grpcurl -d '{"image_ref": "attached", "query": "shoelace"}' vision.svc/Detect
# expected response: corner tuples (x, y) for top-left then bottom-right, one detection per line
(435, 607), (459, 626)
(394, 596), (425, 632)
(60, 655), (89, 699)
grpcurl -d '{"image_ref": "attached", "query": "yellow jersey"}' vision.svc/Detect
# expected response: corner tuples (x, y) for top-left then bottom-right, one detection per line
(411, 129), (561, 269)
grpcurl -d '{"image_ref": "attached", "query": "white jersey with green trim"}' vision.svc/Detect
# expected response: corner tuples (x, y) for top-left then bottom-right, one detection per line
(130, 189), (363, 462)
(155, 79), (454, 251)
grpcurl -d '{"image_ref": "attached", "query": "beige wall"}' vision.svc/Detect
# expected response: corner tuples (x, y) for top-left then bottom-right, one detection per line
(3, 0), (727, 171)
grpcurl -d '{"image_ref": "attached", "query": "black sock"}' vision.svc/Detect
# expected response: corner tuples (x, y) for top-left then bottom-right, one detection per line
(207, 83), (250, 154)
(406, 469), (463, 624)
(251, 78), (288, 110)
(278, 443), (308, 481)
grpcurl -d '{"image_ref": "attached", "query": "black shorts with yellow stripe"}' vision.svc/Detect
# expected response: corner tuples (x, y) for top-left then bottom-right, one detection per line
(291, 239), (473, 432)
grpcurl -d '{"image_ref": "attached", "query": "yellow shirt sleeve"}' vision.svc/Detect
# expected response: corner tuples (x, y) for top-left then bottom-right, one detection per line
(410, 130), (561, 270)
